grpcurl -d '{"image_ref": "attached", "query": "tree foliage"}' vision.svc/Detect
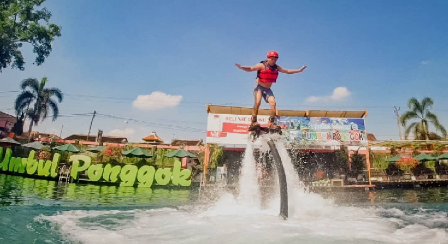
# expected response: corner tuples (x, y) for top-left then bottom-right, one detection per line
(0, 0), (61, 71)
(371, 152), (389, 169)
(209, 144), (224, 169)
(400, 97), (447, 140)
(334, 147), (349, 173)
(14, 77), (63, 136)
(350, 151), (365, 176)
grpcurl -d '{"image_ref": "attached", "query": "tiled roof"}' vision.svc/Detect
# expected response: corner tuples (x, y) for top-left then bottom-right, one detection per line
(367, 133), (377, 141)
(142, 131), (164, 143)
(64, 134), (128, 143)
(0, 111), (17, 124)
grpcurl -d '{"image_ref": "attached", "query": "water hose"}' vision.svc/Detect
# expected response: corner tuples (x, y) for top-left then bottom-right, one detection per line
(267, 140), (288, 219)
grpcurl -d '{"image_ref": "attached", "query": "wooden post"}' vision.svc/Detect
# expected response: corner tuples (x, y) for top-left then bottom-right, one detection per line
(365, 141), (372, 186)
(348, 149), (352, 171)
(203, 144), (210, 186)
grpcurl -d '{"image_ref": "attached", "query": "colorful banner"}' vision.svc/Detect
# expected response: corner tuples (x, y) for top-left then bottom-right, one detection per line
(206, 113), (368, 146)
(278, 116), (367, 146)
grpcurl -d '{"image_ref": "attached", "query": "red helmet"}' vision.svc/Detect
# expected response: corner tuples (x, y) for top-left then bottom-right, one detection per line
(267, 50), (279, 58)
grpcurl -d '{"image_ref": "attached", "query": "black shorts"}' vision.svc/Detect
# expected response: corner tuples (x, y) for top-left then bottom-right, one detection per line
(254, 84), (274, 103)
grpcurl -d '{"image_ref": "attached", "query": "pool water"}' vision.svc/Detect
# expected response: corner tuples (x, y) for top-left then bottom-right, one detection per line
(1, 140), (448, 244)
(1, 174), (448, 244)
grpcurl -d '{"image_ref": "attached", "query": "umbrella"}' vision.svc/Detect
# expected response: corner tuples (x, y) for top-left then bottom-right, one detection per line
(165, 149), (197, 158)
(86, 145), (106, 153)
(413, 153), (436, 161)
(53, 144), (81, 153)
(385, 155), (401, 162)
(22, 141), (45, 150)
(122, 147), (152, 158)
(437, 153), (448, 160)
(0, 137), (21, 146)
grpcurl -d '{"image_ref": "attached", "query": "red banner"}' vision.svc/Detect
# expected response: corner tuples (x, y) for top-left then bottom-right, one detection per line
(222, 123), (250, 134)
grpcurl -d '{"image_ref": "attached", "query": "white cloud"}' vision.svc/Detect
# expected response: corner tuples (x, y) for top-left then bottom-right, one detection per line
(108, 128), (135, 138)
(133, 91), (182, 111)
(305, 87), (351, 103)
(331, 87), (351, 100)
(421, 60), (429, 65)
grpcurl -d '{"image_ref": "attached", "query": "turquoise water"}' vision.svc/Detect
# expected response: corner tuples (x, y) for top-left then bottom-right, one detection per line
(1, 174), (448, 244)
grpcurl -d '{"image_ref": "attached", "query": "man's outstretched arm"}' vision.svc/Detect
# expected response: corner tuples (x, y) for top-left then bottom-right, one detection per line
(235, 63), (263, 72)
(277, 65), (307, 74)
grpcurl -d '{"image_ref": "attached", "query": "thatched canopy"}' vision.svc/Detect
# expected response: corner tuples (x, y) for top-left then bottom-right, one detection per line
(142, 131), (164, 144)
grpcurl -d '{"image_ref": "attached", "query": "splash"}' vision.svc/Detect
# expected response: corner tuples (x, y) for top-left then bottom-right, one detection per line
(36, 138), (448, 244)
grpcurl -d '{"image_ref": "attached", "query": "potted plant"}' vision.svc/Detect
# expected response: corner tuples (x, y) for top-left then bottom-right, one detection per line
(396, 157), (418, 180)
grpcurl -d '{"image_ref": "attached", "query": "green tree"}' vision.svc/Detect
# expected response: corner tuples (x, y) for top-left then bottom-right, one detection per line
(209, 144), (224, 169)
(0, 0), (61, 71)
(350, 151), (366, 176)
(334, 147), (349, 173)
(14, 77), (63, 137)
(400, 97), (447, 140)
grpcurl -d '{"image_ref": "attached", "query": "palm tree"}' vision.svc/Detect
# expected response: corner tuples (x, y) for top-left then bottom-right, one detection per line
(400, 97), (447, 140)
(14, 77), (63, 138)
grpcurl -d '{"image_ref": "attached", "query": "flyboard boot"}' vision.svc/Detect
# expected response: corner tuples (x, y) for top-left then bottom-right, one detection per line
(267, 116), (282, 135)
(249, 115), (262, 139)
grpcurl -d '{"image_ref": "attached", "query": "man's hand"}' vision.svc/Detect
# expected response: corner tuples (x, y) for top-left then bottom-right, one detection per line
(235, 63), (242, 69)
(300, 65), (307, 71)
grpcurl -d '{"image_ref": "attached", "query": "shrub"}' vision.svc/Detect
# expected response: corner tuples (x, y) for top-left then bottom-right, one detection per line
(350, 151), (366, 175)
(372, 153), (389, 169)
(37, 150), (51, 160)
(396, 157), (418, 173)
(102, 145), (122, 163)
(424, 160), (436, 170)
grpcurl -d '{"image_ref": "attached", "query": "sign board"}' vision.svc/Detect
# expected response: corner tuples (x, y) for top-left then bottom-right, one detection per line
(206, 113), (368, 147)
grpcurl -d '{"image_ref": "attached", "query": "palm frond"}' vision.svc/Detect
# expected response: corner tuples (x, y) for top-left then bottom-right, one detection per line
(407, 97), (421, 113)
(427, 111), (447, 137)
(400, 111), (418, 126)
(16, 99), (33, 116)
(38, 77), (48, 92)
(421, 97), (434, 112)
(14, 91), (35, 114)
(20, 78), (39, 92)
(404, 122), (419, 139)
(48, 99), (59, 121)
(45, 87), (63, 102)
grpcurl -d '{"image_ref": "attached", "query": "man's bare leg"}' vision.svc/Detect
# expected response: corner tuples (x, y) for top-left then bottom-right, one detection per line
(267, 96), (277, 127)
(252, 90), (262, 125)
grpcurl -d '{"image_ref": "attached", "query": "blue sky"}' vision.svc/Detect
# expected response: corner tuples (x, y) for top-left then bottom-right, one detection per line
(1, 0), (448, 142)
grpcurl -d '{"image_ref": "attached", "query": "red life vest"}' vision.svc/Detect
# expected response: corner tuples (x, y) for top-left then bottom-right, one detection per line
(257, 60), (279, 83)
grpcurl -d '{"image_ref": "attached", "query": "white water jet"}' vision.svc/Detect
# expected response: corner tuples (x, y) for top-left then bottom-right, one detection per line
(237, 143), (261, 208)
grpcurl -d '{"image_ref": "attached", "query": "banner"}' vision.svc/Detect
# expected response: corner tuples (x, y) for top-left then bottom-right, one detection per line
(206, 113), (368, 147)
(278, 116), (367, 147)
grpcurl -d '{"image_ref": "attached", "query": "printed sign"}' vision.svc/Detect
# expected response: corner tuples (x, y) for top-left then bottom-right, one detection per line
(278, 116), (367, 146)
(0, 148), (192, 187)
(206, 113), (368, 146)
(206, 114), (270, 145)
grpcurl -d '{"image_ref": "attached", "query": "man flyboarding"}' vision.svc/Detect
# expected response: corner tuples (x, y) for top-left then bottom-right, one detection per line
(235, 51), (307, 133)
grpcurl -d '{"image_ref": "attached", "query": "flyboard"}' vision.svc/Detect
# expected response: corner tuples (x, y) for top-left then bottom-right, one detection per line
(249, 123), (288, 219)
